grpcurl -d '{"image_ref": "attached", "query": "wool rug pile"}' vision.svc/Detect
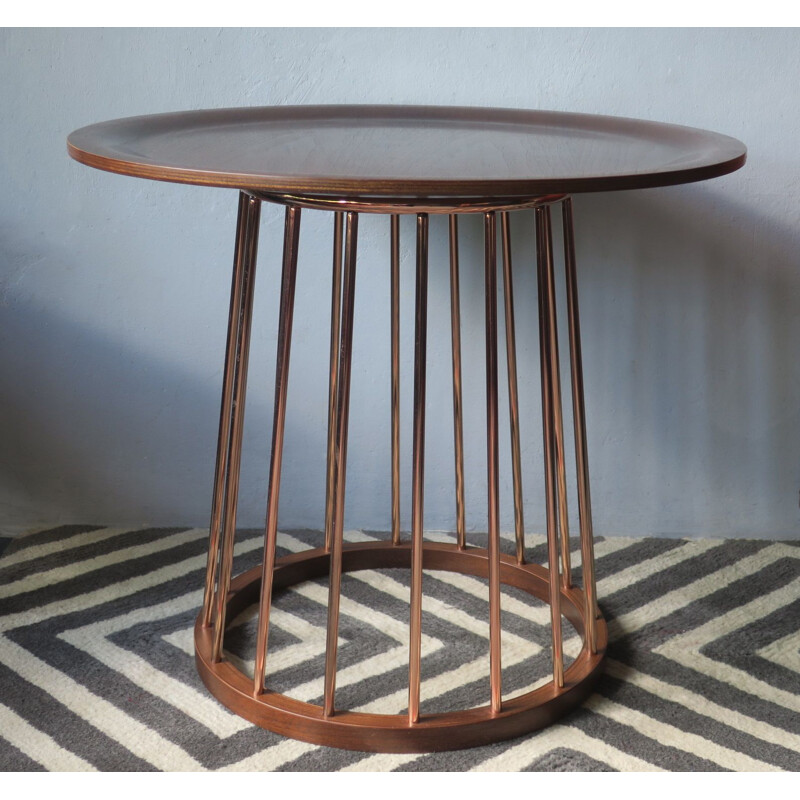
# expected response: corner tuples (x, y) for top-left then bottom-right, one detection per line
(0, 524), (797, 771)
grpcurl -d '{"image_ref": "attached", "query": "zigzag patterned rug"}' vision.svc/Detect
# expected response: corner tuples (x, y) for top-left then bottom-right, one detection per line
(0, 525), (798, 771)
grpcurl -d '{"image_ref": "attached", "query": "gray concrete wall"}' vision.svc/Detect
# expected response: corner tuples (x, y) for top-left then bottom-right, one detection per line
(1, 28), (798, 539)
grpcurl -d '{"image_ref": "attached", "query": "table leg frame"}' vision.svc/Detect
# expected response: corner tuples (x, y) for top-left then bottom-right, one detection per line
(195, 193), (605, 752)
(201, 192), (261, 652)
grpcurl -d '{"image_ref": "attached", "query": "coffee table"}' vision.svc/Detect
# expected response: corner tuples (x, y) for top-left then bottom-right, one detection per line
(67, 105), (746, 752)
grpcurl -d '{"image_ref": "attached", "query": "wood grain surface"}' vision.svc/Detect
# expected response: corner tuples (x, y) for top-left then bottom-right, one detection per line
(67, 105), (746, 197)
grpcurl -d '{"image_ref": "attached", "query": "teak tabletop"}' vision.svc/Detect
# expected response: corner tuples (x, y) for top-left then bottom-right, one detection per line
(67, 105), (747, 198)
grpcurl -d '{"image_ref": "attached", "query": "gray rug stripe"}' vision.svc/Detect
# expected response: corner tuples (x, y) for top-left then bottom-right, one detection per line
(601, 539), (769, 621)
(111, 618), (218, 686)
(611, 646), (800, 736)
(0, 527), (189, 583)
(0, 536), (206, 615)
(388, 699), (725, 772)
(524, 747), (613, 772)
(0, 528), (267, 622)
(0, 739), (47, 772)
(7, 559), (401, 767)
(8, 623), (235, 769)
(607, 559), (782, 651)
(618, 559), (799, 657)
(701, 593), (800, 693)
(4, 547), (265, 636)
(592, 537), (685, 583)
(1, 525), (797, 771)
(598, 675), (800, 771)
(0, 660), (153, 771)
(6, 622), (208, 756)
(569, 708), (726, 772)
(2, 524), (106, 554)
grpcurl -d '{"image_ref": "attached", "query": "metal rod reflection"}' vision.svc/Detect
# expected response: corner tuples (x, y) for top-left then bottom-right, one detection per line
(562, 197), (599, 650)
(324, 212), (344, 553)
(485, 211), (503, 713)
(541, 205), (572, 590)
(391, 214), (401, 546)
(408, 213), (429, 725)
(536, 206), (564, 688)
(448, 215), (466, 550)
(210, 194), (261, 661)
(500, 212), (526, 565)
(252, 205), (301, 692)
(323, 211), (359, 716)
(203, 191), (251, 628)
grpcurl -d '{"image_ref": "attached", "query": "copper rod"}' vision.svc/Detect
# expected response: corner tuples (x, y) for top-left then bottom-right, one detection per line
(252, 205), (302, 693)
(202, 192), (251, 627)
(211, 194), (262, 661)
(484, 211), (503, 713)
(448, 215), (466, 550)
(536, 206), (564, 689)
(541, 206), (573, 590)
(391, 214), (401, 546)
(562, 197), (599, 650)
(408, 213), (429, 725)
(322, 211), (360, 717)
(500, 212), (526, 566)
(253, 190), (567, 216)
(324, 212), (344, 553)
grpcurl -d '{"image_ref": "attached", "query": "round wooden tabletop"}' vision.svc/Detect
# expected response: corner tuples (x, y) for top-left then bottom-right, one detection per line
(67, 105), (746, 198)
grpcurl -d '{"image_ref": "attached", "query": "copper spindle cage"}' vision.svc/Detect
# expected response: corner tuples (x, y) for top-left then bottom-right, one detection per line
(194, 191), (607, 754)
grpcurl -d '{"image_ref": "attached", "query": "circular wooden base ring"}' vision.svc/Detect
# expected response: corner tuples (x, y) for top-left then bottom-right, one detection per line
(195, 541), (606, 753)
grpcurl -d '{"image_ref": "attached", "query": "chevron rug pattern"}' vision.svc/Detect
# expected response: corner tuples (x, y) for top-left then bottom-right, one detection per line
(0, 524), (798, 771)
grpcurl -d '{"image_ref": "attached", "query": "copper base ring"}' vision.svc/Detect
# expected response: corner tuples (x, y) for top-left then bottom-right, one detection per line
(194, 541), (607, 753)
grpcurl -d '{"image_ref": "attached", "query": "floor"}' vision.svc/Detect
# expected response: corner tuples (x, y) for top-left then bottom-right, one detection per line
(0, 524), (797, 771)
